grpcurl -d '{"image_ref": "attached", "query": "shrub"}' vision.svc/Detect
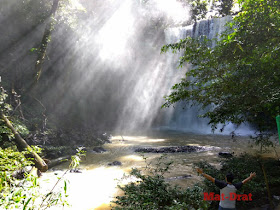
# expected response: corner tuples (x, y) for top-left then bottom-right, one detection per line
(112, 156), (210, 210)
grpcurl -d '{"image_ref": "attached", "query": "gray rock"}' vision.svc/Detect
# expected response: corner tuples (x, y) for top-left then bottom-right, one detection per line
(70, 168), (82, 173)
(92, 147), (107, 153)
(108, 161), (122, 166)
(135, 146), (207, 153)
(166, 175), (192, 181)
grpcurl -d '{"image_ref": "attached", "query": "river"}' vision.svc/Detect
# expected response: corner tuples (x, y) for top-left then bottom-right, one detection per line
(41, 130), (278, 210)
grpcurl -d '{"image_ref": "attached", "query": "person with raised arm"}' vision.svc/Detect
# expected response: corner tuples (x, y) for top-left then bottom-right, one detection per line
(197, 168), (256, 210)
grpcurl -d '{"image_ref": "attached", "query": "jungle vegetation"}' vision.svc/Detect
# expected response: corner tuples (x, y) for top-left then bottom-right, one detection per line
(162, 0), (280, 142)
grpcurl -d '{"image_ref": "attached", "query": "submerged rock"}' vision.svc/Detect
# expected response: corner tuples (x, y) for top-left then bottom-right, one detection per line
(70, 168), (82, 173)
(108, 161), (122, 166)
(92, 147), (107, 153)
(135, 146), (207, 153)
(166, 175), (192, 181)
(218, 152), (233, 158)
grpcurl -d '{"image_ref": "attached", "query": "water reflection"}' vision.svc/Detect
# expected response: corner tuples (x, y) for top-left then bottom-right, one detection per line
(45, 167), (125, 210)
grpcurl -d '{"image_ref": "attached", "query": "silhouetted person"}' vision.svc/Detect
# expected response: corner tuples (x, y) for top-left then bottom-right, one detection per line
(197, 168), (256, 210)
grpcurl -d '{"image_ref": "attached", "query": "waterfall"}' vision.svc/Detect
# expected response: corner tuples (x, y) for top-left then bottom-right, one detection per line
(165, 15), (232, 43)
(162, 16), (254, 135)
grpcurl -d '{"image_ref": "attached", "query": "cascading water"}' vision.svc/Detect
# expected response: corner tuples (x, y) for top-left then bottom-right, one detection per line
(110, 14), (242, 134)
(161, 16), (255, 135)
(160, 16), (232, 134)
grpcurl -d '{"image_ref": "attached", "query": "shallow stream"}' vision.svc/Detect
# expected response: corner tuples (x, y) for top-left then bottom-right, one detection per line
(41, 130), (278, 210)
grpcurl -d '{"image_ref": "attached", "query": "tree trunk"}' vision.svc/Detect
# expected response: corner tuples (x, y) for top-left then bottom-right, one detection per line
(0, 111), (48, 172)
(31, 0), (60, 90)
(259, 161), (274, 209)
(27, 0), (60, 131)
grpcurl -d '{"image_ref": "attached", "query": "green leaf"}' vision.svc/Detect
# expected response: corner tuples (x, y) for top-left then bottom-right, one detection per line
(23, 197), (32, 210)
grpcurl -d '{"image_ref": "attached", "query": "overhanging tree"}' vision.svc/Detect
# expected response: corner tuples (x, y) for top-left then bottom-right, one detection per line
(161, 0), (280, 134)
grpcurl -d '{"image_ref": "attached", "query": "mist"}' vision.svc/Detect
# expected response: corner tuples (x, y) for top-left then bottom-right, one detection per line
(0, 0), (192, 133)
(0, 0), (254, 136)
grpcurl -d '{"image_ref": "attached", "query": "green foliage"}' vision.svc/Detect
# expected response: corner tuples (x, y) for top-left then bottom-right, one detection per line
(13, 119), (30, 136)
(194, 154), (280, 209)
(251, 133), (275, 153)
(188, 0), (235, 22)
(0, 147), (33, 173)
(0, 87), (11, 112)
(0, 144), (87, 209)
(0, 147), (69, 209)
(0, 85), (75, 209)
(218, 0), (234, 16)
(0, 86), (29, 145)
(30, 145), (43, 155)
(112, 156), (210, 210)
(1, 172), (68, 210)
(0, 118), (30, 144)
(161, 0), (280, 134)
(69, 147), (86, 170)
(57, 0), (86, 29)
(191, 0), (208, 22)
(30, 48), (38, 52)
